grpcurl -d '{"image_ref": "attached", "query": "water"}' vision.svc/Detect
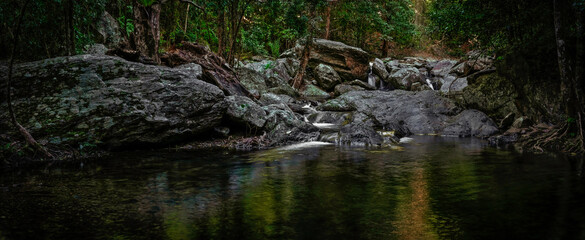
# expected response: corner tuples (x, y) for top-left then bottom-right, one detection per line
(1, 136), (584, 240)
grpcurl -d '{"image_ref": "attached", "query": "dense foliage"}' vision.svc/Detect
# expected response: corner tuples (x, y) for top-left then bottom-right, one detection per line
(0, 0), (417, 61)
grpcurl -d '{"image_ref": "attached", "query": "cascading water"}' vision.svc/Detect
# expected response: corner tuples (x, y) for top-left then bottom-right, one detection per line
(426, 79), (435, 90)
(367, 62), (376, 88)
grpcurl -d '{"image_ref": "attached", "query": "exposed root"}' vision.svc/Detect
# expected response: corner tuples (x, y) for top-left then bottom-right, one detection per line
(517, 121), (585, 154)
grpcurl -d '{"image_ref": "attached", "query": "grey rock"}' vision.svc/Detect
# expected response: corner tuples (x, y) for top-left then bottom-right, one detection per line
(314, 63), (341, 91)
(225, 95), (267, 128)
(431, 60), (457, 77)
(347, 79), (376, 90)
(334, 84), (365, 96)
(96, 11), (122, 47)
(372, 58), (390, 82)
(294, 38), (370, 81)
(339, 122), (383, 146)
(323, 90), (497, 138)
(441, 109), (499, 137)
(174, 63), (203, 79)
(0, 54), (226, 148)
(262, 104), (320, 146)
(236, 67), (268, 95)
(301, 84), (330, 99)
(389, 67), (422, 90)
(440, 76), (468, 93)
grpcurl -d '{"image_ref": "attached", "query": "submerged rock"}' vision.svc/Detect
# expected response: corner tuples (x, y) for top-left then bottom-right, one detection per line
(1, 54), (226, 148)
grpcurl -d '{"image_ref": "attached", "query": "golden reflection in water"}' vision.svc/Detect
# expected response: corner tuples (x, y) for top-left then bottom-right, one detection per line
(393, 167), (439, 240)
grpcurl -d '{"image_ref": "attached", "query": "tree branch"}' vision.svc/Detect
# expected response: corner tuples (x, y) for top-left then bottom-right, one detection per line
(178, 0), (204, 11)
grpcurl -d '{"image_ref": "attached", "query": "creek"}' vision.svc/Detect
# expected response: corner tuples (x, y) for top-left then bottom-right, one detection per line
(1, 136), (584, 239)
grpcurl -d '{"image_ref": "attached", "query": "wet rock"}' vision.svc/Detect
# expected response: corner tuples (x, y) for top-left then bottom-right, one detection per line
(347, 79), (376, 90)
(314, 63), (341, 91)
(431, 59), (457, 78)
(441, 110), (499, 137)
(334, 84), (365, 96)
(258, 93), (294, 106)
(372, 58), (390, 81)
(389, 67), (422, 90)
(457, 73), (519, 121)
(323, 90), (497, 138)
(236, 67), (268, 95)
(225, 95), (267, 128)
(339, 122), (383, 146)
(440, 76), (468, 93)
(488, 133), (519, 147)
(263, 104), (320, 146)
(0, 54), (226, 148)
(301, 84), (330, 99)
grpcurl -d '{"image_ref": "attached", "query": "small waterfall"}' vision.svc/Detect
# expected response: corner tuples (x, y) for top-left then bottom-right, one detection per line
(379, 78), (385, 90)
(426, 79), (435, 90)
(367, 62), (376, 88)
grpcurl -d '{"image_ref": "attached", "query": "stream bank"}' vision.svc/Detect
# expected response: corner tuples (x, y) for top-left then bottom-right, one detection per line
(0, 39), (557, 164)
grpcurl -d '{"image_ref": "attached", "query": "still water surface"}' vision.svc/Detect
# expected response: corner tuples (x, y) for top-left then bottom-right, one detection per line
(1, 136), (584, 239)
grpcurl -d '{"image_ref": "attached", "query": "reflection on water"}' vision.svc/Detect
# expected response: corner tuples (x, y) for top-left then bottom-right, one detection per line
(1, 136), (584, 240)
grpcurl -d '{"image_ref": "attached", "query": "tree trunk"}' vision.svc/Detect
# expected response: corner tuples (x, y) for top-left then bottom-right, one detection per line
(292, 36), (312, 89)
(382, 39), (389, 58)
(131, 1), (161, 64)
(324, 2), (331, 39)
(7, 0), (53, 159)
(217, 4), (226, 58)
(66, 0), (75, 55)
(553, 0), (575, 116)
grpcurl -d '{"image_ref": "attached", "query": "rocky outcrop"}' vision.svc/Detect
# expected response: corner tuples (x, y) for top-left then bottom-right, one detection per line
(319, 90), (498, 137)
(0, 54), (226, 148)
(301, 84), (330, 99)
(294, 38), (370, 81)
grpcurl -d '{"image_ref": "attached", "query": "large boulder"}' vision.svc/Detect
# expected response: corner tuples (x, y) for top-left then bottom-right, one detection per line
(372, 58), (390, 81)
(320, 90), (498, 137)
(441, 110), (499, 137)
(236, 67), (268, 95)
(314, 63), (341, 91)
(294, 38), (370, 81)
(389, 67), (422, 90)
(225, 96), (267, 129)
(95, 11), (122, 48)
(0, 55), (226, 148)
(431, 59), (457, 78)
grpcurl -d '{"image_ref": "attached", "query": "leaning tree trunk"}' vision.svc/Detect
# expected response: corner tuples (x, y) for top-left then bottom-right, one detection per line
(131, 1), (161, 64)
(7, 0), (53, 159)
(292, 35), (312, 89)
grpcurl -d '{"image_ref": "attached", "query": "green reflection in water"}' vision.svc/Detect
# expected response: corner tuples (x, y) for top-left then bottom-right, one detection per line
(0, 137), (584, 239)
